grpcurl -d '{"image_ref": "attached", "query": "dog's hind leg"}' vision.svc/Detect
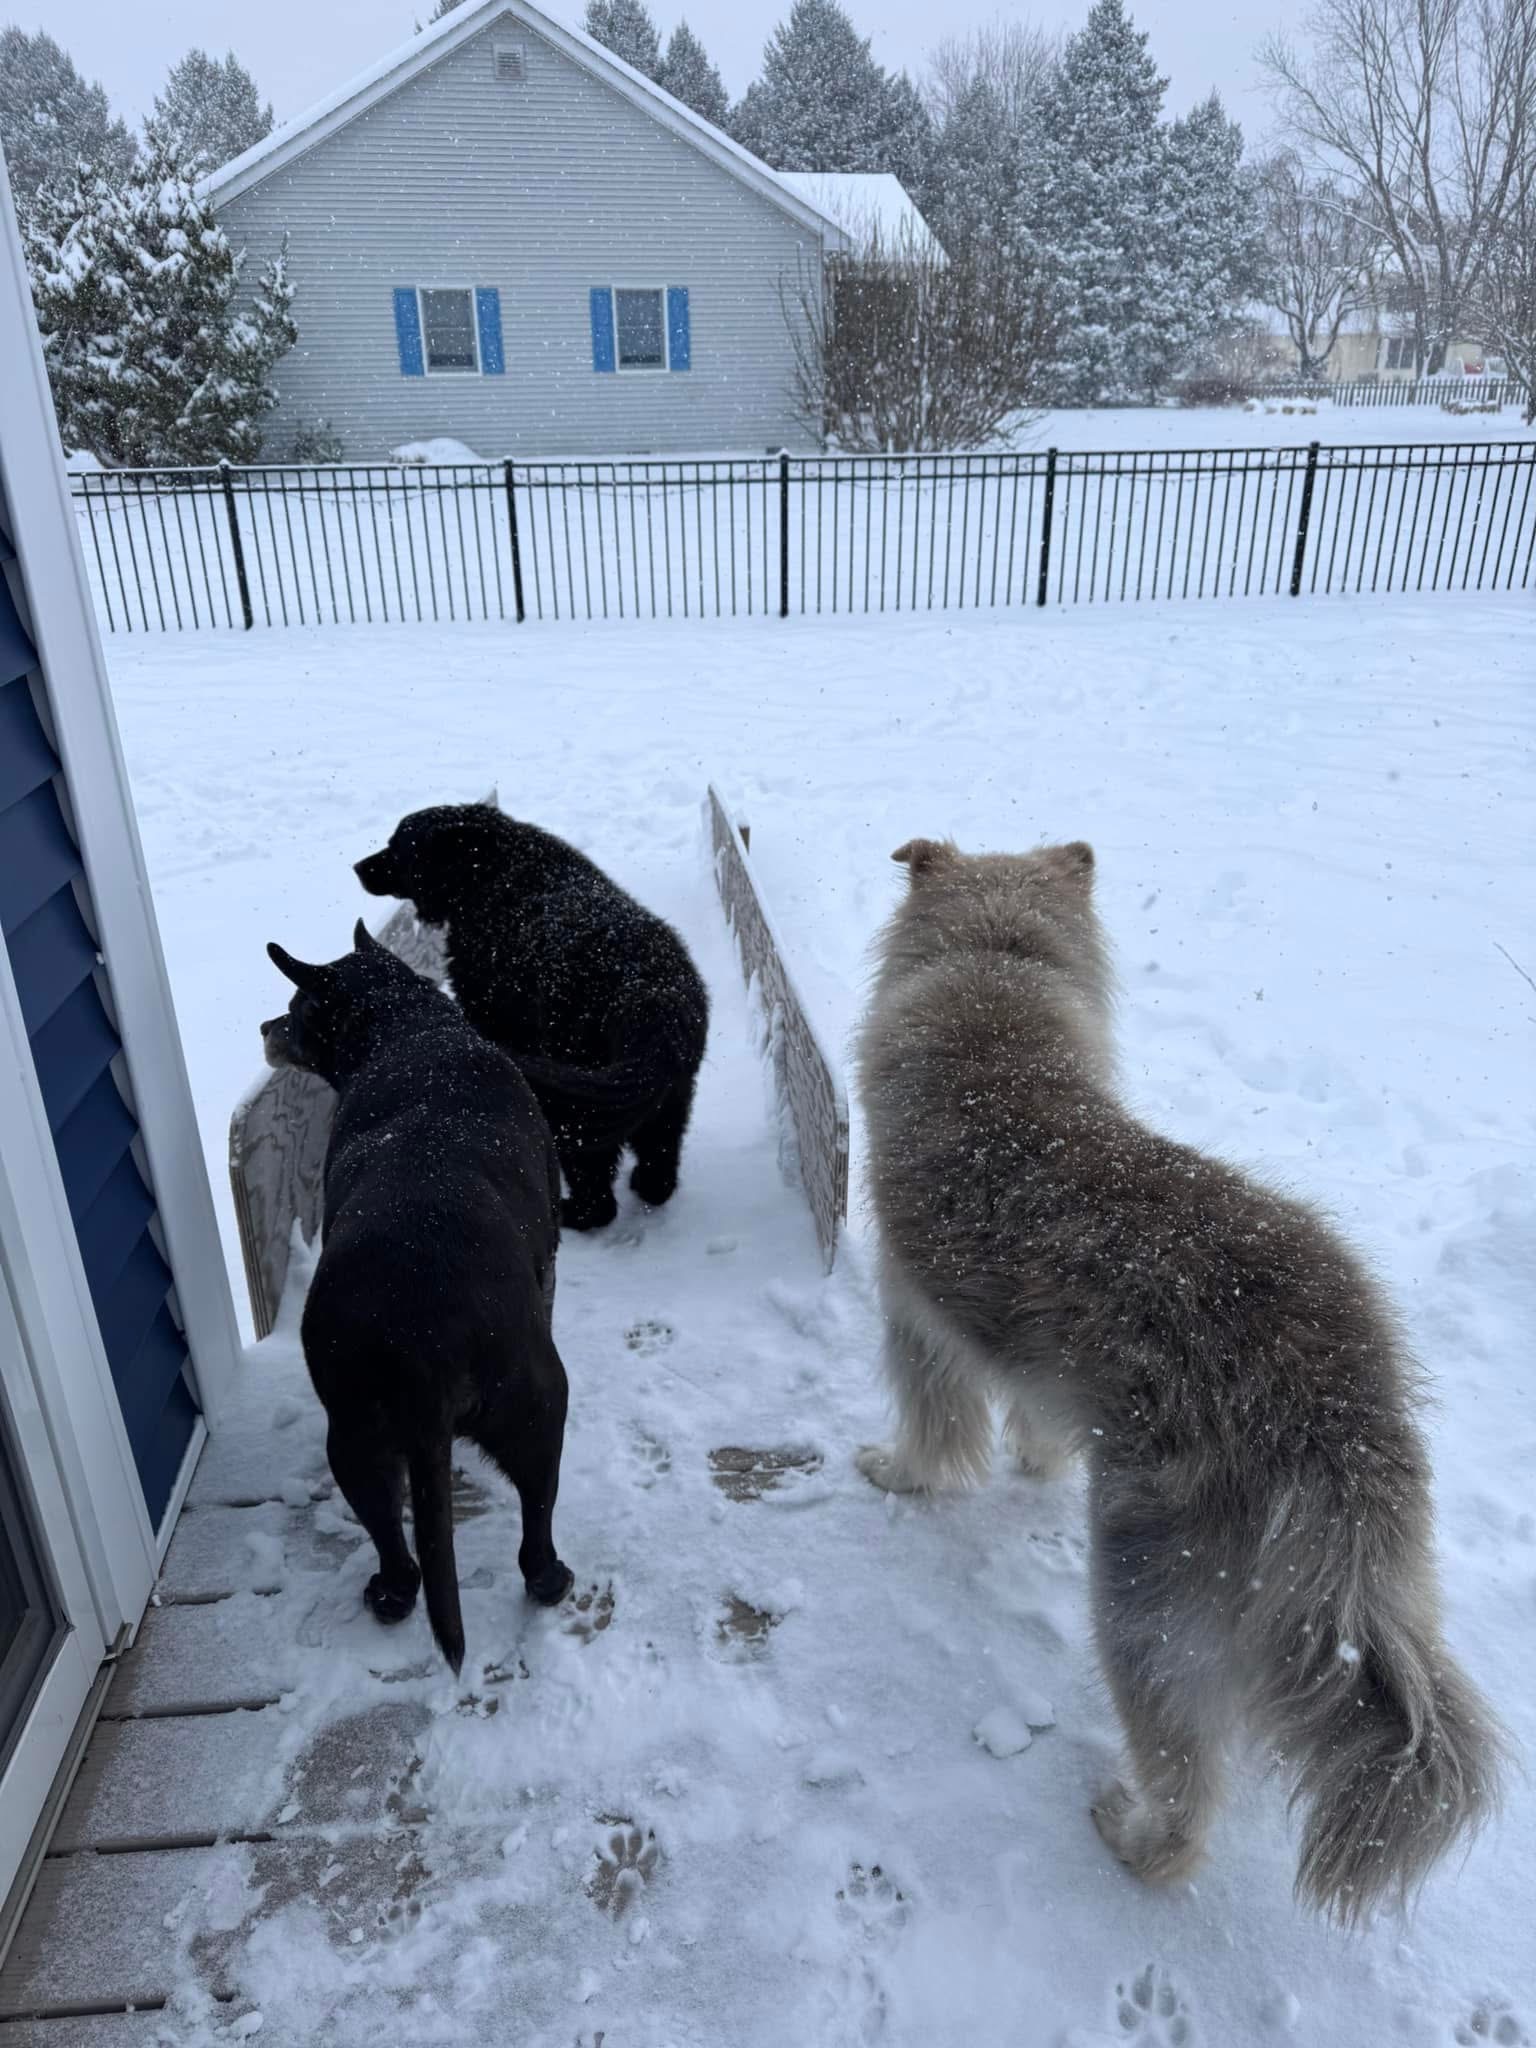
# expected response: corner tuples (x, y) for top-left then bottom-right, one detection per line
(561, 1144), (622, 1232)
(628, 1078), (695, 1208)
(326, 1420), (421, 1625)
(856, 1279), (993, 1494)
(471, 1339), (574, 1607)
(1088, 1476), (1237, 1887)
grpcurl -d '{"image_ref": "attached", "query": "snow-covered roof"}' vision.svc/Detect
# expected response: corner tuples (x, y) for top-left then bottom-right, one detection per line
(774, 172), (942, 258)
(197, 0), (851, 250)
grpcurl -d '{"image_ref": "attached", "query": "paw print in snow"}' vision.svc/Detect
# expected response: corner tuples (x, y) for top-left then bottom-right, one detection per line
(625, 1319), (674, 1356)
(1115, 1965), (1193, 2045)
(563, 1583), (615, 1643)
(631, 1430), (672, 1489)
(1456, 2001), (1529, 2047)
(836, 1862), (910, 1940)
(587, 1820), (660, 1918)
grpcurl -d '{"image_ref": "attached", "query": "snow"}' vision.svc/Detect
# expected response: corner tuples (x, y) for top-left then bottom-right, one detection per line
(775, 171), (942, 257)
(1015, 402), (1534, 451)
(104, 595), (1533, 2043)
(391, 437), (494, 467)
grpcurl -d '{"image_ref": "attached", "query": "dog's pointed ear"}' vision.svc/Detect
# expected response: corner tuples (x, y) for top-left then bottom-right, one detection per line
(483, 787), (500, 812)
(1045, 840), (1095, 890)
(891, 837), (958, 879)
(268, 941), (325, 991)
(353, 918), (383, 953)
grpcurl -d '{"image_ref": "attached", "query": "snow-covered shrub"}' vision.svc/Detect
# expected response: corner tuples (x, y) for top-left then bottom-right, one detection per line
(289, 419), (345, 464)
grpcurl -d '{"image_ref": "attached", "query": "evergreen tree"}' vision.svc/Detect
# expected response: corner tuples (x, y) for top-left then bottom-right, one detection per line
(150, 50), (273, 177)
(0, 29), (137, 227)
(1156, 93), (1262, 385)
(583, 0), (663, 81)
(919, 75), (1022, 257)
(427, 0), (470, 16)
(730, 0), (931, 185)
(1014, 0), (1170, 402)
(28, 135), (296, 464)
(657, 22), (729, 127)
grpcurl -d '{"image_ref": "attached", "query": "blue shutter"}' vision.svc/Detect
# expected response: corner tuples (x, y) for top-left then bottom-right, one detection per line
(0, 528), (198, 1528)
(475, 287), (505, 375)
(393, 288), (425, 376)
(666, 287), (691, 372)
(589, 287), (616, 373)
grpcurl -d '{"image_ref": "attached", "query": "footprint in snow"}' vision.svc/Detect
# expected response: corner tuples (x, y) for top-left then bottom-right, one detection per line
(1456, 2001), (1529, 2047)
(563, 1582), (616, 1643)
(630, 1430), (672, 1488)
(836, 1862), (910, 1940)
(715, 1595), (779, 1660)
(587, 1818), (660, 1918)
(1114, 1965), (1194, 2046)
(624, 1318), (674, 1356)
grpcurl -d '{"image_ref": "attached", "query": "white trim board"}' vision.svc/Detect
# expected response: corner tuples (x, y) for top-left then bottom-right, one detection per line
(198, 0), (850, 253)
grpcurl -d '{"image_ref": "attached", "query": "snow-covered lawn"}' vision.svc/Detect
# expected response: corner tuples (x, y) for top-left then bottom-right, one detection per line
(107, 597), (1532, 2045)
(1021, 400), (1532, 450)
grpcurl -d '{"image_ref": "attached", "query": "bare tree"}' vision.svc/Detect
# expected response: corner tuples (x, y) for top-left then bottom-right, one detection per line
(1476, 140), (1536, 413)
(778, 224), (1058, 451)
(1260, 0), (1536, 372)
(925, 17), (1059, 129)
(1257, 149), (1380, 376)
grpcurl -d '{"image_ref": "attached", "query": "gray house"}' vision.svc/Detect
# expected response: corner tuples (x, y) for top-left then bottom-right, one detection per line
(203, 0), (851, 461)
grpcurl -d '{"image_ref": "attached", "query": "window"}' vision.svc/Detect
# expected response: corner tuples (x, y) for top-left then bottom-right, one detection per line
(614, 288), (666, 370)
(420, 288), (478, 373)
(1383, 335), (1416, 372)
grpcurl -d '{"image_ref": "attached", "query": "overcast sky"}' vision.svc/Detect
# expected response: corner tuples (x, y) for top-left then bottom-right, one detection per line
(34, 0), (1285, 141)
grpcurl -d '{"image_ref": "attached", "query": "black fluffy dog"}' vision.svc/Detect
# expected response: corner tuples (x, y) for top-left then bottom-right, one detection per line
(355, 805), (709, 1232)
(262, 922), (574, 1673)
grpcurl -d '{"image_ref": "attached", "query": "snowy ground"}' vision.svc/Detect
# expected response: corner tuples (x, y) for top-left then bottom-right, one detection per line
(105, 595), (1533, 2045)
(1019, 400), (1533, 451)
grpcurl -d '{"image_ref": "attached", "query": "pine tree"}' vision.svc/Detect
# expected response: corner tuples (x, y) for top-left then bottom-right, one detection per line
(657, 22), (729, 127)
(583, 0), (662, 81)
(1014, 0), (1171, 402)
(1155, 93), (1262, 387)
(0, 29), (137, 227)
(28, 135), (296, 465)
(919, 76), (1022, 256)
(150, 50), (274, 177)
(729, 0), (931, 184)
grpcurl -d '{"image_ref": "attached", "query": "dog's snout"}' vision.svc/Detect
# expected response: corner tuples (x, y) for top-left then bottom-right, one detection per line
(354, 849), (394, 894)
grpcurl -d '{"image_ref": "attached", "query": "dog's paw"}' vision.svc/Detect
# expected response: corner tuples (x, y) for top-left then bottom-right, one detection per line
(561, 1193), (619, 1232)
(1093, 1783), (1203, 1887)
(525, 1558), (574, 1607)
(855, 1443), (925, 1494)
(628, 1162), (677, 1207)
(364, 1570), (420, 1625)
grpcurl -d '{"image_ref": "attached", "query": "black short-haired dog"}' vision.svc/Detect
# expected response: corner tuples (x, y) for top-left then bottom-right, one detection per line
(262, 921), (574, 1673)
(355, 805), (709, 1233)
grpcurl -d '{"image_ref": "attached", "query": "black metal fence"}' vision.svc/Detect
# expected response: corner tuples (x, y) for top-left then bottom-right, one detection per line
(1246, 377), (1523, 409)
(69, 442), (1536, 633)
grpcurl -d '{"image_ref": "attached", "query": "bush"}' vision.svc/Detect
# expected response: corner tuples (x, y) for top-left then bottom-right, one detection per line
(289, 419), (344, 463)
(1173, 373), (1248, 407)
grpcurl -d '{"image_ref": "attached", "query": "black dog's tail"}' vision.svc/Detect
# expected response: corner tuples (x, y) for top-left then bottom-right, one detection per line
(408, 1435), (464, 1675)
(514, 998), (703, 1147)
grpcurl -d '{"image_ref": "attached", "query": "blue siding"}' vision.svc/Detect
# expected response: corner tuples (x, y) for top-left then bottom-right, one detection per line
(0, 521), (198, 1528)
(589, 287), (616, 373)
(393, 288), (425, 376)
(475, 287), (505, 375)
(666, 287), (691, 372)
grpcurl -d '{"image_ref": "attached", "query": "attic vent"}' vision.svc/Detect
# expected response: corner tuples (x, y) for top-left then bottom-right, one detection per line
(494, 43), (527, 83)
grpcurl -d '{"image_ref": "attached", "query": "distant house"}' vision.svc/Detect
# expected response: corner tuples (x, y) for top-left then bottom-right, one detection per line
(1220, 308), (1501, 384)
(201, 0), (865, 461)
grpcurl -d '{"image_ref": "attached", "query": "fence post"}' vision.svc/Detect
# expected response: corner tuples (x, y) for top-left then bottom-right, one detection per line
(503, 460), (526, 624)
(1036, 448), (1058, 607)
(218, 459), (254, 630)
(1288, 441), (1321, 598)
(778, 449), (790, 619)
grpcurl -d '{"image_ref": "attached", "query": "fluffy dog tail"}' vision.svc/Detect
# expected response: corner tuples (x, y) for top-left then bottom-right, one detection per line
(408, 1434), (464, 1675)
(1245, 1461), (1503, 1924)
(514, 995), (704, 1147)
